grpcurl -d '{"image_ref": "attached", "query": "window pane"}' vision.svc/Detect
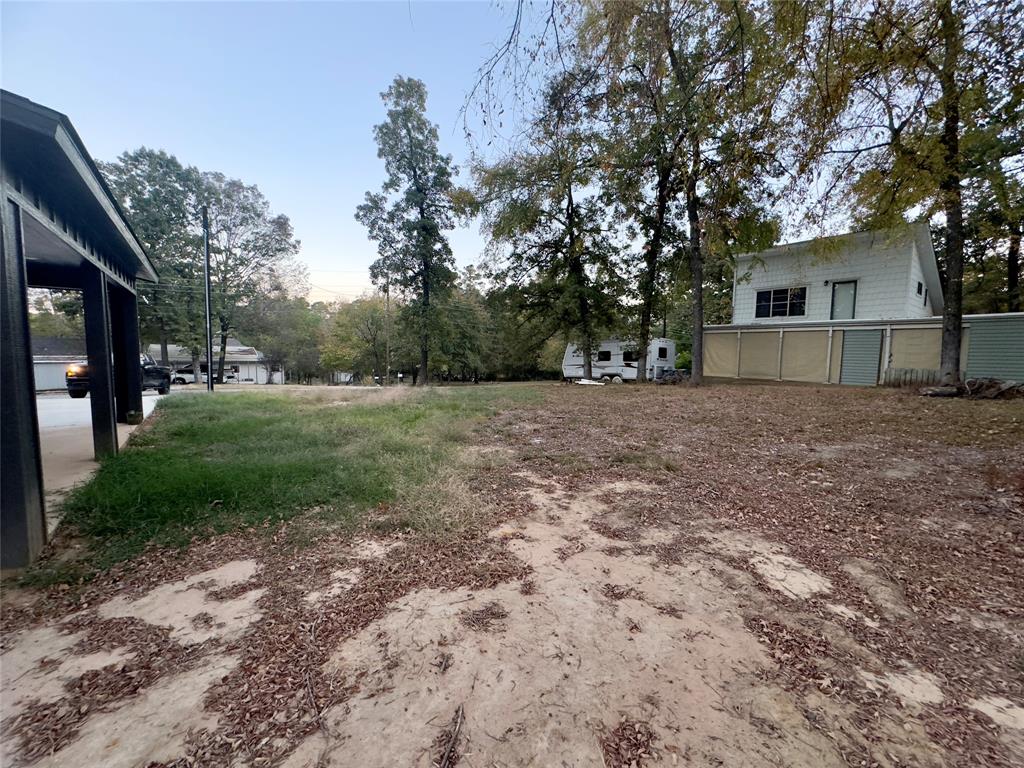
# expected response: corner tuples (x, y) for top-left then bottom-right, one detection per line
(658, 347), (668, 359)
(771, 289), (789, 316)
(789, 287), (806, 316)
(622, 350), (638, 363)
(597, 350), (611, 362)
(755, 290), (771, 318)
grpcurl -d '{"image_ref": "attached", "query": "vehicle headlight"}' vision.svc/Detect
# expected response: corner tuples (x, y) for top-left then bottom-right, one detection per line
(66, 364), (83, 375)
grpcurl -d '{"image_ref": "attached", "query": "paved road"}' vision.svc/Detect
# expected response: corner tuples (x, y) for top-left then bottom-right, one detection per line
(35, 391), (163, 429)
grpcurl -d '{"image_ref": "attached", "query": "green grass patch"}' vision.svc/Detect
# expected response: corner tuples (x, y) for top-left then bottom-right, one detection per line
(49, 384), (544, 574)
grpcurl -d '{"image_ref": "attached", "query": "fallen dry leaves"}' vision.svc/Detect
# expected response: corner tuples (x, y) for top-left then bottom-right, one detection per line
(601, 717), (658, 767)
(3, 382), (1022, 768)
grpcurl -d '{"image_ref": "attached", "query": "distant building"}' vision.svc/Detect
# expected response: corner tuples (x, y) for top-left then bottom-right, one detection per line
(147, 338), (283, 384)
(31, 336), (87, 391)
(704, 223), (1024, 385)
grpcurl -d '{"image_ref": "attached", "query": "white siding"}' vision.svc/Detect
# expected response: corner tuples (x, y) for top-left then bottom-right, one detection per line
(905, 242), (935, 318)
(733, 230), (923, 324)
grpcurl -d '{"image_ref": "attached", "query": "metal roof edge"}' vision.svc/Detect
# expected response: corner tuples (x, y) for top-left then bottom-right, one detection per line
(734, 223), (919, 263)
(2, 90), (158, 284)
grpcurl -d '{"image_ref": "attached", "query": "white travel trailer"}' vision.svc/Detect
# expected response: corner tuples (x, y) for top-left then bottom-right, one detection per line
(562, 337), (677, 382)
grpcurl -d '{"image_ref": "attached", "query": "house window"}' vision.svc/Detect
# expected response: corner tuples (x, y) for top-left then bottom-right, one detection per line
(622, 349), (639, 363)
(657, 347), (668, 360)
(755, 287), (807, 318)
(596, 350), (612, 362)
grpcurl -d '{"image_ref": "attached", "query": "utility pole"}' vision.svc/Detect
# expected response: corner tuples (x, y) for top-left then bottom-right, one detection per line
(384, 275), (391, 386)
(201, 205), (214, 392)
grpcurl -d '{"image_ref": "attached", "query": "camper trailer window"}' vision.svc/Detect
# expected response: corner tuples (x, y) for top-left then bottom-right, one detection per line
(658, 347), (668, 359)
(622, 350), (639, 363)
(597, 350), (612, 362)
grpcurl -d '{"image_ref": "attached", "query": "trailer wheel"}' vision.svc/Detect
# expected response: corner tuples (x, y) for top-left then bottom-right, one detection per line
(611, 375), (624, 384)
(600, 376), (611, 384)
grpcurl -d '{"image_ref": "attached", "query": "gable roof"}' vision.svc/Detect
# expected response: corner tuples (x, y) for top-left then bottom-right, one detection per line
(31, 335), (86, 358)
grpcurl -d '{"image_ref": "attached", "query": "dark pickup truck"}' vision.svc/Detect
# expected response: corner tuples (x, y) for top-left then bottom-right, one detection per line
(66, 353), (172, 398)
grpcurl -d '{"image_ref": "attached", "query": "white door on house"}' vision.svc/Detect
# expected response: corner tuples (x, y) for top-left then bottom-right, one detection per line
(831, 281), (857, 320)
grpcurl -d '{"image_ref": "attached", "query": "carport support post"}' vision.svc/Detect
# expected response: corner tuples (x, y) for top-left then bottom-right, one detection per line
(111, 285), (143, 424)
(1, 195), (47, 569)
(82, 267), (118, 458)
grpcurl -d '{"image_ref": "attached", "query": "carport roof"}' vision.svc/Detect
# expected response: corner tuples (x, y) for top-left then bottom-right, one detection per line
(1, 90), (158, 284)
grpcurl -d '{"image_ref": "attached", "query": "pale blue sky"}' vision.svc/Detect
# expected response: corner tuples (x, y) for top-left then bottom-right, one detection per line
(2, 1), (529, 301)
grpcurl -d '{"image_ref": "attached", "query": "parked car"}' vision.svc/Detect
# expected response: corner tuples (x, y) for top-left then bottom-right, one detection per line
(66, 353), (171, 398)
(172, 364), (237, 385)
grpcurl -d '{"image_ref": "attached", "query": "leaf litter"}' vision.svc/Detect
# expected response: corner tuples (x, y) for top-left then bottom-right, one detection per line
(2, 383), (1022, 767)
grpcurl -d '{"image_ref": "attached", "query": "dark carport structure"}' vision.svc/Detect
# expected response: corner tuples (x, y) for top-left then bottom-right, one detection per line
(1, 90), (158, 569)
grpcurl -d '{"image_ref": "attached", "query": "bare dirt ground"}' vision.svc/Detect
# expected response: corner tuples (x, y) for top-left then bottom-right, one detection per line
(2, 383), (1022, 767)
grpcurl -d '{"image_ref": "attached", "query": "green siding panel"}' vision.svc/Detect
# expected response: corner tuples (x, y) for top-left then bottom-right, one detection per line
(840, 329), (882, 386)
(966, 317), (1024, 380)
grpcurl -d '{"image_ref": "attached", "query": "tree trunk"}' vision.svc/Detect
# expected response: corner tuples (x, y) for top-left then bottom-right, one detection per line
(565, 182), (593, 381)
(937, 0), (964, 386)
(191, 351), (201, 384)
(687, 139), (704, 386)
(1008, 221), (1021, 313)
(637, 238), (665, 383)
(637, 167), (672, 384)
(582, 338), (594, 380)
(418, 294), (429, 387)
(158, 323), (170, 367)
(217, 319), (229, 384)
(636, 272), (655, 383)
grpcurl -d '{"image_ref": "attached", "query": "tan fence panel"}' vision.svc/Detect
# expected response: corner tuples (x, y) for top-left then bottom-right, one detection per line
(890, 328), (941, 370)
(781, 331), (829, 382)
(829, 330), (843, 383)
(739, 331), (781, 379)
(703, 332), (738, 377)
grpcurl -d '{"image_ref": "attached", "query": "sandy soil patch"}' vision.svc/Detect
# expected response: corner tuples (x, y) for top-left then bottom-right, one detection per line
(859, 668), (945, 707)
(32, 654), (237, 768)
(970, 696), (1024, 729)
(825, 602), (880, 628)
(750, 553), (832, 599)
(281, 473), (843, 768)
(0, 626), (134, 719)
(97, 560), (264, 644)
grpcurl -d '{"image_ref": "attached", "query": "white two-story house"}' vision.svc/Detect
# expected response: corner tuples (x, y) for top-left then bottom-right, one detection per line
(703, 223), (1024, 385)
(731, 223), (942, 325)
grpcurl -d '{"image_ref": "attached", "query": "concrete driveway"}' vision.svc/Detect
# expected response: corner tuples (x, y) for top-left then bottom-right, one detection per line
(37, 391), (164, 532)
